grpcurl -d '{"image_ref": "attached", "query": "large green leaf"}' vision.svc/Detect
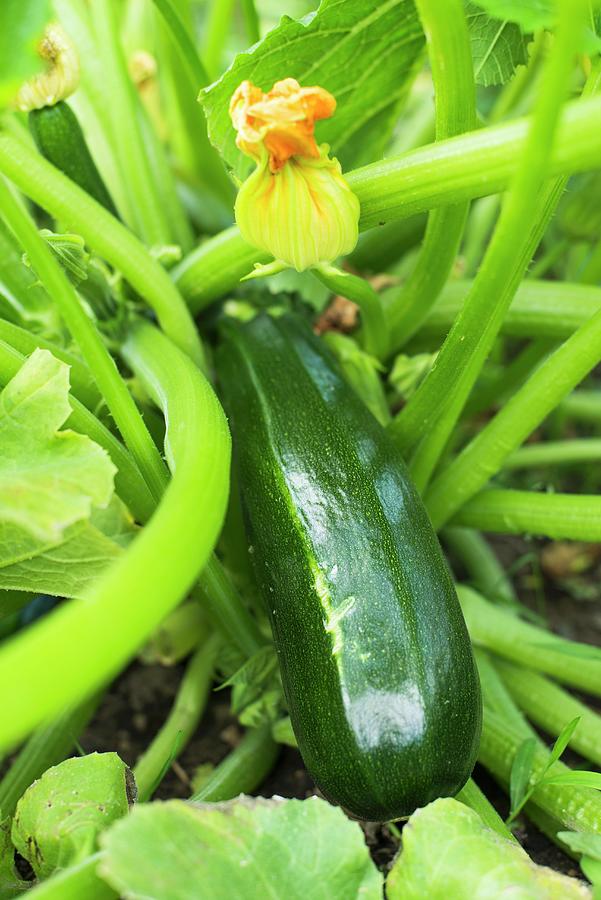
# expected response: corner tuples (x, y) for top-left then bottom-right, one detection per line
(200, 0), (424, 179)
(468, 0), (555, 30)
(0, 0), (52, 107)
(100, 796), (383, 899)
(0, 498), (136, 599)
(0, 349), (116, 554)
(11, 753), (133, 880)
(386, 798), (591, 899)
(465, 2), (530, 86)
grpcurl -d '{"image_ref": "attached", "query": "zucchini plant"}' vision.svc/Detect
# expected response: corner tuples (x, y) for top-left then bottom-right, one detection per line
(0, 0), (601, 896)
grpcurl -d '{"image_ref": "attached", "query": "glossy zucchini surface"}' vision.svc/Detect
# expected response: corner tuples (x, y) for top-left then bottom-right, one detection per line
(217, 313), (481, 821)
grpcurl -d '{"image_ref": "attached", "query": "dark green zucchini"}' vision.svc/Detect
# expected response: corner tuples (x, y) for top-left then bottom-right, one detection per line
(29, 101), (119, 216)
(217, 313), (481, 822)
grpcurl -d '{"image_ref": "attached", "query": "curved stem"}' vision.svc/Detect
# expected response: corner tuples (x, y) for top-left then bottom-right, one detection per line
(0, 132), (204, 367)
(0, 178), (168, 503)
(505, 439), (601, 469)
(189, 725), (279, 802)
(312, 265), (388, 358)
(386, 0), (475, 348)
(443, 527), (517, 605)
(0, 322), (231, 750)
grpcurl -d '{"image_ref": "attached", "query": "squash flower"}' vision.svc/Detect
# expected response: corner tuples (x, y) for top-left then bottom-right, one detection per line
(230, 78), (360, 276)
(15, 23), (79, 111)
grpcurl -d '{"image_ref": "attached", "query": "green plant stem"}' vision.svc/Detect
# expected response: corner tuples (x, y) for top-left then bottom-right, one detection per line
(0, 322), (231, 749)
(0, 132), (204, 367)
(240, 0), (260, 44)
(0, 696), (99, 819)
(386, 0), (475, 347)
(195, 561), (265, 660)
(458, 585), (601, 697)
(462, 195), (500, 277)
(312, 265), (388, 358)
(417, 278), (601, 342)
(425, 297), (601, 527)
(90, 0), (172, 246)
(529, 237), (570, 280)
(463, 338), (553, 418)
(456, 777), (517, 841)
(558, 390), (601, 425)
(388, 0), (588, 483)
(134, 633), (220, 801)
(0, 180), (169, 504)
(480, 707), (601, 835)
(151, 0), (209, 88)
(26, 853), (115, 900)
(443, 527), (517, 604)
(0, 318), (101, 410)
(140, 599), (209, 666)
(505, 439), (601, 469)
(475, 647), (530, 733)
(202, 0), (236, 80)
(496, 659), (601, 769)
(580, 238), (601, 285)
(450, 489), (601, 542)
(189, 725), (279, 802)
(174, 94), (601, 314)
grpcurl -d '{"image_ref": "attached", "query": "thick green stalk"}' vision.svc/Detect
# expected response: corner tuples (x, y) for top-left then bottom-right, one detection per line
(497, 659), (601, 768)
(505, 439), (601, 469)
(174, 95), (601, 314)
(0, 323), (231, 749)
(459, 586), (601, 696)
(0, 696), (99, 818)
(425, 299), (601, 527)
(450, 489), (601, 542)
(240, 0), (260, 45)
(456, 777), (517, 841)
(202, 0), (237, 80)
(312, 266), (388, 358)
(189, 725), (279, 802)
(0, 180), (168, 503)
(443, 527), (517, 605)
(26, 854), (115, 899)
(480, 708), (601, 835)
(417, 279), (601, 343)
(388, 0), (588, 483)
(151, 0), (209, 88)
(90, 0), (172, 246)
(386, 0), (475, 346)
(134, 633), (220, 801)
(0, 132), (204, 366)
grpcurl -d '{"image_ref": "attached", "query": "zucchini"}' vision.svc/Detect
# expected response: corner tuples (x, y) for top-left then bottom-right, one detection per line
(29, 101), (118, 216)
(217, 313), (481, 822)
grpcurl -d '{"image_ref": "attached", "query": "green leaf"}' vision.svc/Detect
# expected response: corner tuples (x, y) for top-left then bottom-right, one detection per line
(0, 498), (137, 599)
(558, 831), (601, 862)
(218, 645), (284, 727)
(0, 818), (28, 898)
(0, 217), (60, 337)
(509, 736), (537, 816)
(0, 349), (116, 551)
(465, 3), (530, 86)
(386, 797), (591, 899)
(468, 0), (556, 31)
(200, 0), (424, 180)
(322, 331), (391, 426)
(11, 752), (134, 880)
(100, 796), (382, 899)
(545, 716), (581, 770)
(0, 0), (52, 108)
(540, 771), (601, 790)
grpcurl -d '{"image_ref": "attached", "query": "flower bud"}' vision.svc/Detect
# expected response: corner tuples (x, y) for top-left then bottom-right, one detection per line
(15, 23), (80, 112)
(230, 78), (359, 273)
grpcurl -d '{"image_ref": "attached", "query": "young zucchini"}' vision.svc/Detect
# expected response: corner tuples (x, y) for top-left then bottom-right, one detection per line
(29, 102), (119, 216)
(217, 313), (481, 822)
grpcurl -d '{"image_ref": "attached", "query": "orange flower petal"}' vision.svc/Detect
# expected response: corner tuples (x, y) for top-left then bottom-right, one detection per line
(229, 78), (336, 172)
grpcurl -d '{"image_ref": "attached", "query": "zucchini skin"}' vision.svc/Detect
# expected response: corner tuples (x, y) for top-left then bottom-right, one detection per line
(217, 314), (481, 822)
(29, 102), (119, 217)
